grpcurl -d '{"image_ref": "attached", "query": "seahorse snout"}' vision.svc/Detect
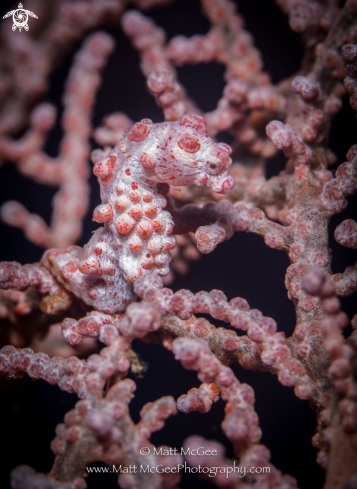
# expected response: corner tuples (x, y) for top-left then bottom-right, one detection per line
(210, 174), (235, 194)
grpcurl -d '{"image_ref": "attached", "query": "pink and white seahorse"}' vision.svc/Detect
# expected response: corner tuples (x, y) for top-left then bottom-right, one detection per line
(43, 114), (234, 314)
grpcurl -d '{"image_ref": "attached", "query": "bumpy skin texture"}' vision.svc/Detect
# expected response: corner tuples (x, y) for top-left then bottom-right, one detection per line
(43, 115), (233, 314)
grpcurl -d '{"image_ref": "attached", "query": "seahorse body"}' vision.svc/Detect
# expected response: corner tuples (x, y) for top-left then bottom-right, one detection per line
(43, 115), (234, 313)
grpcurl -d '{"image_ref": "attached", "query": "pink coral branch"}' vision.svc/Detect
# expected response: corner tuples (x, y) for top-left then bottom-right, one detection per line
(0, 260), (73, 315)
(134, 274), (314, 398)
(1, 32), (115, 248)
(177, 383), (220, 414)
(122, 10), (198, 121)
(331, 261), (357, 297)
(168, 200), (291, 253)
(172, 336), (299, 488)
(301, 267), (357, 484)
(334, 219), (357, 249)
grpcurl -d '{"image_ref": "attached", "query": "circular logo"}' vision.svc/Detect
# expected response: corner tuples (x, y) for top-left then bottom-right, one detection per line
(13, 9), (28, 30)
(3, 3), (38, 33)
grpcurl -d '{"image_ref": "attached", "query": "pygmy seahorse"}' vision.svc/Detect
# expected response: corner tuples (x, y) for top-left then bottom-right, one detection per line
(43, 115), (234, 314)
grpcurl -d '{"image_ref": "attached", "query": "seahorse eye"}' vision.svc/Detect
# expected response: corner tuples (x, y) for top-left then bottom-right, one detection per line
(207, 161), (222, 175)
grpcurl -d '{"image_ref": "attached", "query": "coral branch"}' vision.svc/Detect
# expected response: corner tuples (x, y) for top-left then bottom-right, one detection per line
(135, 274), (313, 398)
(177, 383), (219, 413)
(122, 11), (197, 121)
(332, 261), (357, 297)
(0, 261), (73, 315)
(334, 219), (357, 248)
(301, 267), (357, 486)
(1, 32), (115, 248)
(172, 336), (298, 487)
(169, 200), (291, 253)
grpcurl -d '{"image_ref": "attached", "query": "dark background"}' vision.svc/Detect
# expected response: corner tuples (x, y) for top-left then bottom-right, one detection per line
(0, 0), (356, 488)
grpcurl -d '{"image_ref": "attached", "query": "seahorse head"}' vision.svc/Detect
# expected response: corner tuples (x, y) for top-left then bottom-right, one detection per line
(129, 114), (235, 194)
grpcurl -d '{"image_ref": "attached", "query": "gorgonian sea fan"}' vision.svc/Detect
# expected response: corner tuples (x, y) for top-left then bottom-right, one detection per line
(0, 1), (356, 489)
